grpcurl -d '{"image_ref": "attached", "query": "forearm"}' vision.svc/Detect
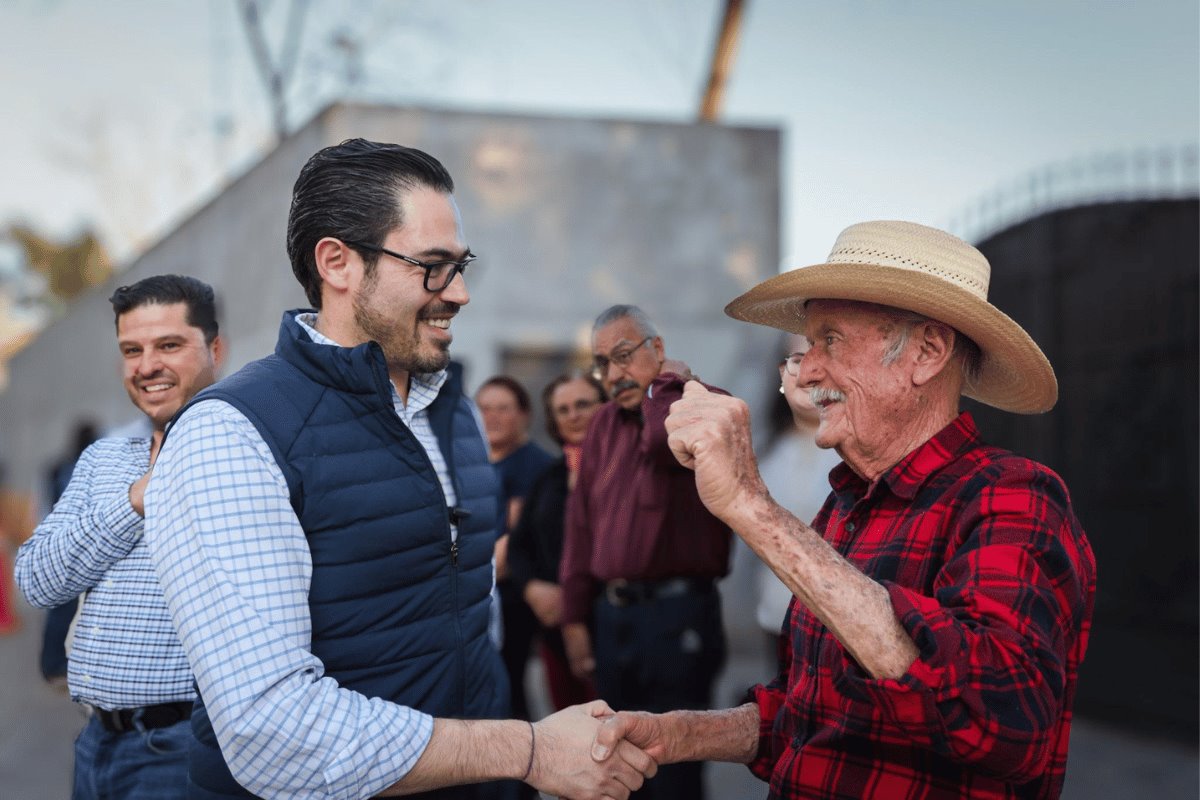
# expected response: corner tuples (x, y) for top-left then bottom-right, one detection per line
(732, 494), (917, 680)
(659, 704), (760, 765)
(380, 719), (529, 794)
(15, 487), (141, 606)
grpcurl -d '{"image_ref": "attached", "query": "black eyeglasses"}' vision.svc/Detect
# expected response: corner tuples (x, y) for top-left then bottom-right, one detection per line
(591, 337), (653, 381)
(347, 241), (476, 292)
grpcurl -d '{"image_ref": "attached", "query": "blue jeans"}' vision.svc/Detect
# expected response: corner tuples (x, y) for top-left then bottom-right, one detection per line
(72, 713), (190, 800)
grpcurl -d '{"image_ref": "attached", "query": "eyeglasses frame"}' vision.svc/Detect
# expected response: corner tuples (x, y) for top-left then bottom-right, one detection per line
(591, 336), (654, 381)
(345, 240), (476, 293)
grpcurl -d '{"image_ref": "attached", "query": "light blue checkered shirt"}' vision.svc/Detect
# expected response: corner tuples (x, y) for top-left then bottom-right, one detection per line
(145, 315), (460, 798)
(16, 437), (197, 710)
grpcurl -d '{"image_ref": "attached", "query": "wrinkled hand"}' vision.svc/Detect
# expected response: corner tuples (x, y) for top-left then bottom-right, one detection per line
(524, 579), (563, 628)
(528, 701), (657, 800)
(664, 381), (765, 521)
(562, 623), (596, 682)
(591, 710), (673, 766)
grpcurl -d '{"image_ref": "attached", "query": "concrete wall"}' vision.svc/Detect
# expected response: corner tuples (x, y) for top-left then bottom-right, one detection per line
(0, 102), (781, 505)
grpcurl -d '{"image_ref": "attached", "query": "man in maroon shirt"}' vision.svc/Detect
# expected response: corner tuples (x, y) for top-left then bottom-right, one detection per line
(559, 304), (732, 800)
(591, 222), (1096, 800)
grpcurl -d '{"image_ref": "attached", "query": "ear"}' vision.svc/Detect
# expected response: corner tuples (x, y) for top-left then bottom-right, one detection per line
(910, 322), (956, 386)
(314, 237), (357, 298)
(209, 334), (226, 370)
(651, 336), (665, 362)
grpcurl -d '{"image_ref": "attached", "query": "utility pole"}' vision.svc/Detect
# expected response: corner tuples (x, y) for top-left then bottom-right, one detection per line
(699, 0), (747, 122)
(239, 0), (310, 142)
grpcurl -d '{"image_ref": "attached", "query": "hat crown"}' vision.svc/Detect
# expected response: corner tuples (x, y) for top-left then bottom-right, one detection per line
(827, 221), (991, 302)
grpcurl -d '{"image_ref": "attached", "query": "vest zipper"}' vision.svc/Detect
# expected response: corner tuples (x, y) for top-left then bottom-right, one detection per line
(450, 540), (459, 566)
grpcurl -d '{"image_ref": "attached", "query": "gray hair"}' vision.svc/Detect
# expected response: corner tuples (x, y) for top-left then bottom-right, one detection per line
(879, 306), (982, 388)
(592, 304), (659, 340)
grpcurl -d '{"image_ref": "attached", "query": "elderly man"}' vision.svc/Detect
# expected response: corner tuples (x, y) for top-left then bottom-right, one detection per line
(592, 221), (1096, 799)
(560, 304), (732, 800)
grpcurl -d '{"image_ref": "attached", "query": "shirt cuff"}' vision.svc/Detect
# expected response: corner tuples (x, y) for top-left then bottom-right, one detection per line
(830, 582), (949, 733)
(745, 682), (787, 782)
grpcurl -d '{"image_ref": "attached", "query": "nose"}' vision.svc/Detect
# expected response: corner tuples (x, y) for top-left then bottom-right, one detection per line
(135, 350), (163, 377)
(604, 359), (627, 384)
(439, 269), (470, 305)
(797, 349), (822, 388)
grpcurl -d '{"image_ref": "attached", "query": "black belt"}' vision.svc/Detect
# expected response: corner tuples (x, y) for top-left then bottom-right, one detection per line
(94, 701), (192, 733)
(604, 577), (714, 607)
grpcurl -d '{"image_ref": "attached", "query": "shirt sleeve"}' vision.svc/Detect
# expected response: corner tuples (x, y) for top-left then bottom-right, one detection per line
(145, 400), (434, 800)
(559, 436), (598, 625)
(745, 601), (796, 782)
(15, 441), (143, 608)
(832, 465), (1094, 784)
(640, 373), (730, 467)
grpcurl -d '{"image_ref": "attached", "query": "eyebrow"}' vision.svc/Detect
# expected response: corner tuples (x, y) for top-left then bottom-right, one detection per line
(414, 246), (473, 260)
(118, 334), (188, 347)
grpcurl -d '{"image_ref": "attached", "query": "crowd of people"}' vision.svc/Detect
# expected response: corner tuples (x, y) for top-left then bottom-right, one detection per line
(8, 139), (1095, 800)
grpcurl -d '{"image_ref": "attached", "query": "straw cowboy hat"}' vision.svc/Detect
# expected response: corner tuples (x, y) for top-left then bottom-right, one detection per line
(725, 220), (1057, 414)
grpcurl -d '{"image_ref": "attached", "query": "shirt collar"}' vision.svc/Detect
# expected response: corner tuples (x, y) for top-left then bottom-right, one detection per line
(828, 411), (981, 501)
(295, 312), (448, 395)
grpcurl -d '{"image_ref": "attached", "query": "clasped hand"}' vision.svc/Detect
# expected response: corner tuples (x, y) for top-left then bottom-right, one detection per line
(531, 701), (657, 800)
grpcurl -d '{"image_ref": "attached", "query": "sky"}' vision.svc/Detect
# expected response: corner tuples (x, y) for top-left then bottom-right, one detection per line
(0, 0), (1196, 270)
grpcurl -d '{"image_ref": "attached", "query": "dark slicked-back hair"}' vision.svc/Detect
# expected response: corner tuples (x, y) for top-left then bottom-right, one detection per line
(109, 274), (219, 343)
(286, 138), (455, 308)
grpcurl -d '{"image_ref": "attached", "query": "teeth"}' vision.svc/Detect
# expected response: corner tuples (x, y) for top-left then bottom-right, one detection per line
(424, 318), (450, 329)
(144, 384), (173, 393)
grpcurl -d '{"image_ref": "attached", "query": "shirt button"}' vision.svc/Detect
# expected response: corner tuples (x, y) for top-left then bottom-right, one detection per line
(806, 665), (816, 676)
(83, 675), (92, 684)
(846, 521), (856, 532)
(105, 580), (114, 588)
(91, 626), (100, 634)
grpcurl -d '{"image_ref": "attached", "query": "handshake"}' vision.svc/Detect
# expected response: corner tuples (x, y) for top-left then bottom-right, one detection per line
(523, 701), (675, 800)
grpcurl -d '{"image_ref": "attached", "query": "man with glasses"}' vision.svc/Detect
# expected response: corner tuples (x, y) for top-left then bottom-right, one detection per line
(145, 140), (654, 800)
(559, 304), (733, 799)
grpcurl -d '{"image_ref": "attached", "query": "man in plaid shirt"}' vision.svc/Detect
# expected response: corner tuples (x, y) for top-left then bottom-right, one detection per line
(592, 221), (1096, 799)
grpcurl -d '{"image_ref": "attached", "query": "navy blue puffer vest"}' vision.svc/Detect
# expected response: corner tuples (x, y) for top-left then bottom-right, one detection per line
(184, 311), (507, 799)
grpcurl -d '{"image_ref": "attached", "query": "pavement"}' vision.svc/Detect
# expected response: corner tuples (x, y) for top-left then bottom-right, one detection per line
(1, 588), (1196, 799)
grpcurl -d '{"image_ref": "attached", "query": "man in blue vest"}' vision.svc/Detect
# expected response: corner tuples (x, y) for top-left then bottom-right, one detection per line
(145, 139), (654, 800)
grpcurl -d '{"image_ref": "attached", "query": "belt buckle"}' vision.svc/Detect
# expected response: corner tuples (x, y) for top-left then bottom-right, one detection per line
(605, 578), (632, 607)
(131, 707), (148, 734)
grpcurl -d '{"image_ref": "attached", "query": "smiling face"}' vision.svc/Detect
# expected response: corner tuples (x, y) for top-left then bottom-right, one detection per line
(352, 185), (470, 378)
(591, 317), (664, 411)
(796, 299), (916, 469)
(118, 302), (222, 432)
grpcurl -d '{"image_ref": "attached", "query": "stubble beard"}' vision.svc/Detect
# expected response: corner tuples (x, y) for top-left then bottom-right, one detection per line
(352, 279), (452, 376)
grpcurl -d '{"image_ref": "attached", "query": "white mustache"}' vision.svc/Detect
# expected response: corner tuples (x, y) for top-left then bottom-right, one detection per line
(809, 387), (845, 405)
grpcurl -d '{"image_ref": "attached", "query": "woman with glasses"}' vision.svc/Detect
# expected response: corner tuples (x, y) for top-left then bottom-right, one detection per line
(507, 373), (607, 711)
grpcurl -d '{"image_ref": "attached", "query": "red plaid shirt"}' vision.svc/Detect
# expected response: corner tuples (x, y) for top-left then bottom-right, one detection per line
(749, 413), (1095, 799)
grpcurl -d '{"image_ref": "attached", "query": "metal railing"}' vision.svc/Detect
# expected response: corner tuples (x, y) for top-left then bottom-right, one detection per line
(945, 144), (1199, 244)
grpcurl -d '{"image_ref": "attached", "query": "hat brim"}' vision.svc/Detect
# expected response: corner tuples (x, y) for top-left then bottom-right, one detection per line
(724, 262), (1058, 414)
